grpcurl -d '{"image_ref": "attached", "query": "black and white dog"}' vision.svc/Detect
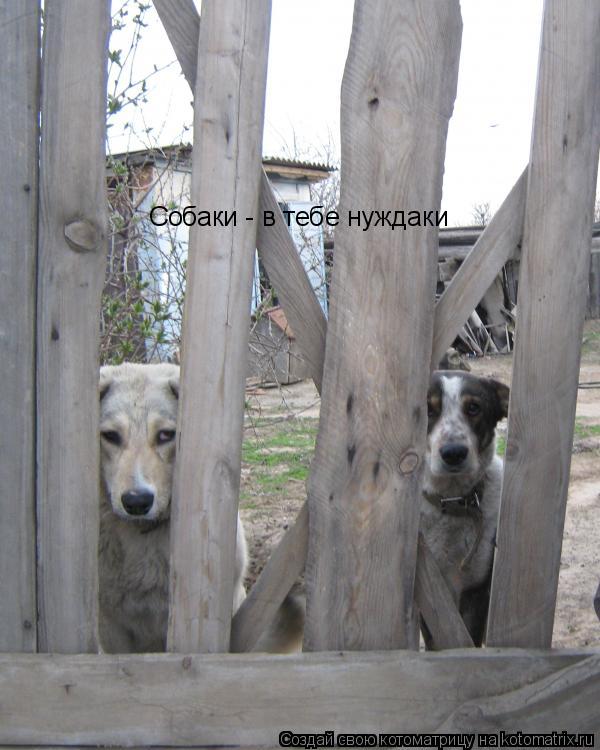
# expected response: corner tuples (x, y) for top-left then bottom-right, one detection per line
(420, 370), (509, 647)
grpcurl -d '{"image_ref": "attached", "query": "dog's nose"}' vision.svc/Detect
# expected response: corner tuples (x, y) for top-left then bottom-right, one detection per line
(121, 489), (154, 516)
(440, 443), (469, 466)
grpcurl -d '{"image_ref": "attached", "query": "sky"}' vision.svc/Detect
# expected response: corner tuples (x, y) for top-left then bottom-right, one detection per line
(109, 0), (547, 226)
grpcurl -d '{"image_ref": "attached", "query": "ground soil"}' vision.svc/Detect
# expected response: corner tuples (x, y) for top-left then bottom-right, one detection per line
(241, 322), (600, 649)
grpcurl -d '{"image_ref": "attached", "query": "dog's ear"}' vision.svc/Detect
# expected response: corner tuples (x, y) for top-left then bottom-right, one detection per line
(99, 368), (112, 401)
(487, 378), (510, 421)
(168, 373), (179, 400)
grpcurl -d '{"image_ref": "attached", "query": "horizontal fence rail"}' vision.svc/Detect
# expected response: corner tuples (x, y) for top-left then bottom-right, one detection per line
(1, 650), (599, 744)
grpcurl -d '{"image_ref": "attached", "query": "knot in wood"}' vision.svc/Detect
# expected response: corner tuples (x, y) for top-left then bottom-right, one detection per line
(398, 451), (419, 475)
(64, 219), (100, 253)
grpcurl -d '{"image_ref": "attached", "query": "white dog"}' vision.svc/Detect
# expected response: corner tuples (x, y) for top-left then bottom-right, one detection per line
(98, 363), (301, 653)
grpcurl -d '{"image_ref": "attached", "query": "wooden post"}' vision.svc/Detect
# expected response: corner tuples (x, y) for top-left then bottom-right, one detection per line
(0, 0), (40, 653)
(304, 0), (462, 651)
(154, 0), (327, 391)
(36, 0), (109, 653)
(168, 0), (272, 653)
(487, 0), (600, 647)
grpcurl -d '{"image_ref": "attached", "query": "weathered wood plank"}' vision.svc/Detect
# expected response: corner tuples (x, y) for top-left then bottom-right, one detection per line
(432, 168), (527, 366)
(256, 171), (327, 392)
(0, 0), (39, 654)
(231, 502), (308, 652)
(0, 650), (597, 744)
(153, 0), (200, 88)
(168, 0), (272, 653)
(304, 0), (462, 652)
(438, 654), (600, 732)
(36, 0), (109, 653)
(154, 0), (327, 391)
(229, 167), (530, 650)
(487, 0), (600, 648)
(414, 534), (474, 650)
(156, 0), (524, 654)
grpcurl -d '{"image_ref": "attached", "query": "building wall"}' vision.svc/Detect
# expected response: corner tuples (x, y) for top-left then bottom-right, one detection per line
(129, 159), (327, 359)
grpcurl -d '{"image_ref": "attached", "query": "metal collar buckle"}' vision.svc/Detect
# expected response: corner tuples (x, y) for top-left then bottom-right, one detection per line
(439, 490), (480, 511)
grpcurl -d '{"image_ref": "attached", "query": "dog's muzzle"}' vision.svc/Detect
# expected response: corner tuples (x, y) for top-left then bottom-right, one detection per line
(121, 489), (154, 516)
(439, 442), (469, 469)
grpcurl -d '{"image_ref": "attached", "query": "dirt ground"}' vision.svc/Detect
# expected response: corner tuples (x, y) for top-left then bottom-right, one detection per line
(241, 321), (600, 649)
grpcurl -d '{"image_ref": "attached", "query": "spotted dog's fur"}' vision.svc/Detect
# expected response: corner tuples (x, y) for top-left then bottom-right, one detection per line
(420, 370), (509, 647)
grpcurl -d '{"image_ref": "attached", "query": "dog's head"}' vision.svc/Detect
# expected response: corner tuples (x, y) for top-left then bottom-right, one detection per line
(99, 363), (180, 523)
(425, 371), (509, 493)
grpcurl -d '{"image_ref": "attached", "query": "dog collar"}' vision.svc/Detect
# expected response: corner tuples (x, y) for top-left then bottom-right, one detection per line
(423, 482), (486, 570)
(423, 483), (484, 515)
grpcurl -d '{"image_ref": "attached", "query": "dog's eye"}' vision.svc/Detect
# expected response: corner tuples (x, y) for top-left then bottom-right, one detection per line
(157, 429), (175, 445)
(101, 430), (121, 446)
(465, 401), (481, 416)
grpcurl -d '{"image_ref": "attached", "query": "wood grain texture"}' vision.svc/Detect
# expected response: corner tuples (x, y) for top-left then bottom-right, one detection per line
(0, 650), (597, 744)
(414, 534), (474, 650)
(228, 173), (529, 651)
(0, 0), (39, 654)
(304, 0), (462, 651)
(231, 502), (308, 652)
(154, 0), (327, 391)
(168, 0), (271, 653)
(36, 0), (109, 653)
(153, 0), (200, 87)
(256, 170), (327, 392)
(487, 0), (600, 648)
(156, 0), (324, 650)
(431, 167), (527, 366)
(438, 653), (600, 732)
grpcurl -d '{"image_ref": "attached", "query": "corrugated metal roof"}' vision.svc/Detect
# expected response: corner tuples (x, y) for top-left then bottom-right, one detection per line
(108, 147), (334, 176)
(262, 156), (334, 173)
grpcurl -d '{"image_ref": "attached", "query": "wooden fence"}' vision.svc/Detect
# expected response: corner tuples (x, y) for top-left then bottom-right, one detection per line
(1, 0), (599, 745)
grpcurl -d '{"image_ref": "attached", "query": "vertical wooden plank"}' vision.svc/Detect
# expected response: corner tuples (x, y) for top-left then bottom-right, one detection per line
(154, 0), (327, 391)
(304, 0), (462, 651)
(487, 0), (600, 648)
(168, 0), (272, 653)
(0, 0), (40, 653)
(37, 0), (110, 653)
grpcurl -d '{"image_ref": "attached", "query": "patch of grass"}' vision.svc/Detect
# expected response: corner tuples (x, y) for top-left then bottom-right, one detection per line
(573, 420), (600, 439)
(242, 419), (318, 500)
(496, 435), (506, 457)
(494, 421), (600, 458)
(239, 499), (259, 510)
